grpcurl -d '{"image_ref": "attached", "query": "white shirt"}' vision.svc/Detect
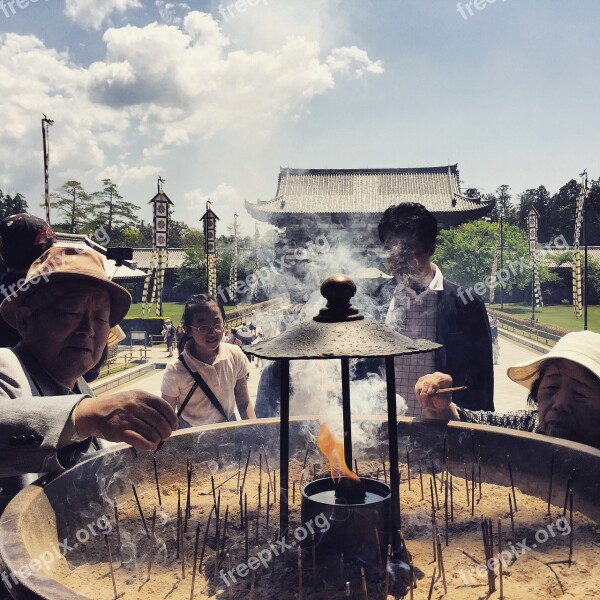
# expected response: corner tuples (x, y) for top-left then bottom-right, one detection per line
(161, 341), (249, 425)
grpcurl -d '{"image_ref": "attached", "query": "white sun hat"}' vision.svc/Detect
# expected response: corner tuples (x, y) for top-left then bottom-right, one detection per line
(507, 330), (600, 390)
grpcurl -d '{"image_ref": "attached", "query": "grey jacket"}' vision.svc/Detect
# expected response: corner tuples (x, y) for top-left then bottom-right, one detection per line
(0, 344), (97, 509)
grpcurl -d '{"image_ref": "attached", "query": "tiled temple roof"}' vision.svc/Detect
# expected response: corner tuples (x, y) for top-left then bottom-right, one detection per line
(246, 165), (494, 222)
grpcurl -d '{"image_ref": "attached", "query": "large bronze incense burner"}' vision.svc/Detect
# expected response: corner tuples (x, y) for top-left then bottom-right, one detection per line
(3, 275), (600, 598)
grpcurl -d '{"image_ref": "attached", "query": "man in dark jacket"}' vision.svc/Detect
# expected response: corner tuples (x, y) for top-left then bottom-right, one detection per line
(378, 203), (494, 416)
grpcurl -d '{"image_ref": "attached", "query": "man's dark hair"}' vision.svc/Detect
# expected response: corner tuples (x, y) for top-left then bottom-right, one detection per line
(377, 202), (438, 252)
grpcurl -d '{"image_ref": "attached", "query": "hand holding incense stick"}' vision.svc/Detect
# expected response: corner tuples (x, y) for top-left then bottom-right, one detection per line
(434, 385), (467, 394)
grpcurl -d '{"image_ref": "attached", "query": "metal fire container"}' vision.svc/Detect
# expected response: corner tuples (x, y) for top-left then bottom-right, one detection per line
(245, 274), (440, 548)
(301, 476), (391, 563)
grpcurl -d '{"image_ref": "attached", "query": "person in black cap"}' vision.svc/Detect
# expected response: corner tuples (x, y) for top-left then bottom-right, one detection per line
(0, 214), (56, 347)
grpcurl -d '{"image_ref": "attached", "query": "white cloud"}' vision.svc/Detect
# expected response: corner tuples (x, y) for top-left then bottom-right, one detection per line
(0, 33), (131, 194)
(86, 11), (383, 154)
(64, 0), (141, 30)
(327, 46), (384, 78)
(185, 183), (251, 233)
(155, 0), (190, 25)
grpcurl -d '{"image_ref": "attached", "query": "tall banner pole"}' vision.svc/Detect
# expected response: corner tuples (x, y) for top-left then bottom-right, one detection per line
(527, 207), (540, 321)
(148, 177), (174, 318)
(201, 201), (219, 297)
(572, 171), (587, 320)
(41, 115), (54, 224)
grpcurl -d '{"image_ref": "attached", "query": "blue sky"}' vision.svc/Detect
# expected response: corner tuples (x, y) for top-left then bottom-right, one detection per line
(1, 0), (598, 236)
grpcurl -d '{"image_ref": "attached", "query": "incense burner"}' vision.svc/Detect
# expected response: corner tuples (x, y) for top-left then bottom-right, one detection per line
(2, 418), (600, 599)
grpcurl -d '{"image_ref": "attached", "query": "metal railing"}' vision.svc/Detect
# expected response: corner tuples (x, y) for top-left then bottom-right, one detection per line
(495, 314), (562, 347)
(225, 298), (284, 329)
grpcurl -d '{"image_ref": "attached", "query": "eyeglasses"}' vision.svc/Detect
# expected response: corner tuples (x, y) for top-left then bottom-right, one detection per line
(189, 323), (225, 334)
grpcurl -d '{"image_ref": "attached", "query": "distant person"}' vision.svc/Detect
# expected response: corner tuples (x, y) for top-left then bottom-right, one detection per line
(162, 318), (175, 357)
(0, 214), (56, 347)
(227, 328), (243, 346)
(161, 294), (256, 425)
(378, 203), (494, 417)
(488, 313), (499, 365)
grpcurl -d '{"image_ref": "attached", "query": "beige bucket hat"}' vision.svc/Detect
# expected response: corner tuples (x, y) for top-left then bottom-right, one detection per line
(507, 330), (600, 390)
(0, 246), (132, 328)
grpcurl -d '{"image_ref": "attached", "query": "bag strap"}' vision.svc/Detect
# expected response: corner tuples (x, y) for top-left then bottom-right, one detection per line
(178, 355), (229, 421)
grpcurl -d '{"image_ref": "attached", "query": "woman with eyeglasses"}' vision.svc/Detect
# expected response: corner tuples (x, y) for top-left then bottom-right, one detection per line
(161, 294), (256, 426)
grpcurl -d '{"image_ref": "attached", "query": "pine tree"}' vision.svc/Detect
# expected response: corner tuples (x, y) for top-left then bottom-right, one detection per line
(49, 180), (92, 233)
(91, 179), (140, 239)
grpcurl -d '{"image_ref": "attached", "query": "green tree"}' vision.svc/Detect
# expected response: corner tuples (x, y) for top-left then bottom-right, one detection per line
(92, 179), (140, 238)
(435, 220), (555, 303)
(496, 184), (517, 224)
(0, 190), (28, 219)
(173, 246), (208, 295)
(49, 181), (92, 233)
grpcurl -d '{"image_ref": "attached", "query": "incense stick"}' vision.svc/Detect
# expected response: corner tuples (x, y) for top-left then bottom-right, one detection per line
(498, 518), (504, 599)
(419, 462), (424, 500)
(406, 450), (411, 491)
(547, 452), (555, 515)
(569, 489), (574, 564)
(132, 484), (149, 538)
(104, 533), (118, 600)
(146, 507), (157, 582)
(436, 533), (447, 594)
(240, 448), (252, 495)
(426, 567), (437, 600)
(153, 457), (162, 507)
(507, 455), (518, 512)
(436, 385), (467, 394)
(113, 500), (122, 562)
(198, 506), (214, 574)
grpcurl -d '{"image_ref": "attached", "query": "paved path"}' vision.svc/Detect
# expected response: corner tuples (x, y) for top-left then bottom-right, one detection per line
(106, 334), (543, 415)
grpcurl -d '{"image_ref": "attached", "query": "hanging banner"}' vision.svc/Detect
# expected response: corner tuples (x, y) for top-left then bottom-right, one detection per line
(572, 173), (587, 318)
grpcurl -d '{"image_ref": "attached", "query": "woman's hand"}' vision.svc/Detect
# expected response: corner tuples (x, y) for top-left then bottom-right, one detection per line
(415, 372), (459, 420)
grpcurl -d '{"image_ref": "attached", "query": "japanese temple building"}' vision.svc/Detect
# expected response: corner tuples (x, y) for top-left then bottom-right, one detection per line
(245, 165), (494, 276)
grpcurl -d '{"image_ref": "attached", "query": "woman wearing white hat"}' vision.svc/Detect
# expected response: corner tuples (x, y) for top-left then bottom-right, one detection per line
(416, 331), (600, 450)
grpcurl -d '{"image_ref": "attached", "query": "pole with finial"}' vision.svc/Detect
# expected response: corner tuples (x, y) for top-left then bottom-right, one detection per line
(201, 199), (220, 297)
(41, 114), (54, 224)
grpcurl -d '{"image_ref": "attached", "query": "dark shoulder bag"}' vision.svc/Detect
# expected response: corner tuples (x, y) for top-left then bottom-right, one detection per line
(178, 355), (236, 421)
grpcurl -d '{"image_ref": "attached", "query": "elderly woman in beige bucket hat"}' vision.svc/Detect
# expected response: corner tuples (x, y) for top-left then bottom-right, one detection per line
(415, 331), (600, 450)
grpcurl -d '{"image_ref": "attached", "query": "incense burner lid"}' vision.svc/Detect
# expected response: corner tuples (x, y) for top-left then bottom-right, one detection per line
(245, 274), (440, 359)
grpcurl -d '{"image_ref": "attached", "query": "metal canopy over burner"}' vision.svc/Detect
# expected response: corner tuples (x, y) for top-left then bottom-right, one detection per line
(247, 274), (440, 360)
(245, 274), (441, 550)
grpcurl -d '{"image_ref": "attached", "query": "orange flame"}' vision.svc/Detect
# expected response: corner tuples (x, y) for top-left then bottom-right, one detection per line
(317, 423), (360, 482)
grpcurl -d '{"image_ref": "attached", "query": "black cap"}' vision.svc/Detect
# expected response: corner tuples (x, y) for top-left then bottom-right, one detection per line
(0, 214), (56, 270)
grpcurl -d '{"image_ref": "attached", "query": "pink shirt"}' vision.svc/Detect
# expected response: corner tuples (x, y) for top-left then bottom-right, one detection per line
(161, 341), (249, 425)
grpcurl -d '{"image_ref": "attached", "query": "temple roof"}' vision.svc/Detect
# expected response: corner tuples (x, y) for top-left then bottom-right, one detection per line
(246, 165), (494, 223)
